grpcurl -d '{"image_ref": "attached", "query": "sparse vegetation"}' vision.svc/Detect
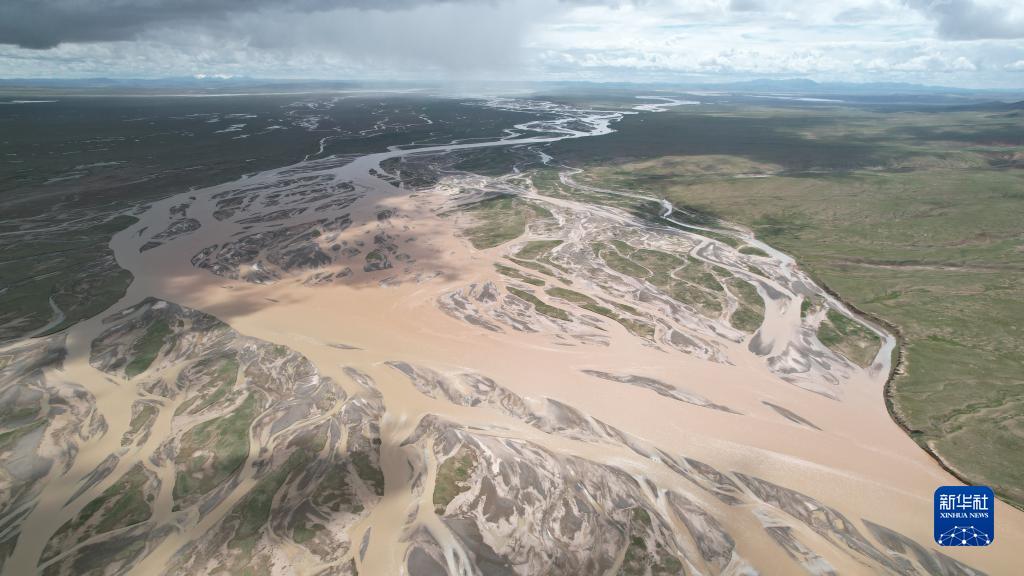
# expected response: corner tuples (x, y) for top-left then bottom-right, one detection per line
(125, 319), (172, 378)
(184, 355), (240, 415)
(726, 278), (766, 332)
(452, 194), (552, 249)
(515, 240), (563, 261)
(311, 462), (357, 513)
(351, 450), (385, 496)
(45, 464), (152, 559)
(800, 297), (815, 318)
(592, 242), (651, 279)
(173, 393), (259, 508)
(0, 419), (46, 454)
(122, 403), (158, 446)
(228, 449), (311, 553)
(507, 286), (571, 321)
(494, 263), (545, 286)
(593, 241), (728, 317)
(818, 308), (881, 367)
(433, 448), (477, 514)
(618, 508), (683, 576)
(508, 257), (557, 277)
(547, 287), (655, 338)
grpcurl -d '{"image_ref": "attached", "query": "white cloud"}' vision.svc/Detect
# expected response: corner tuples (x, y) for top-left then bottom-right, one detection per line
(950, 56), (977, 71)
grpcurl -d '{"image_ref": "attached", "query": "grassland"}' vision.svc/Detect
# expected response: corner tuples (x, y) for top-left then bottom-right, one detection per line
(228, 449), (311, 553)
(351, 451), (385, 496)
(620, 507), (683, 576)
(739, 245), (769, 258)
(173, 393), (259, 509)
(588, 240), (757, 325)
(310, 462), (358, 513)
(546, 287), (655, 338)
(122, 403), (158, 446)
(552, 102), (1024, 507)
(818, 309), (882, 367)
(175, 355), (240, 416)
(494, 263), (545, 286)
(507, 286), (571, 321)
(725, 278), (766, 333)
(433, 448), (477, 514)
(451, 194), (553, 249)
(124, 319), (172, 378)
(515, 240), (564, 261)
(0, 215), (137, 344)
(45, 463), (153, 559)
(511, 239), (575, 280)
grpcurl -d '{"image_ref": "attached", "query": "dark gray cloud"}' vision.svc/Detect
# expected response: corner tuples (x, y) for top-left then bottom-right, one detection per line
(0, 0), (626, 49)
(0, 0), (488, 49)
(906, 0), (1024, 40)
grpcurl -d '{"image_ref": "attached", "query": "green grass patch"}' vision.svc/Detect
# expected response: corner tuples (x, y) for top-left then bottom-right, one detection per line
(592, 241), (728, 319)
(515, 240), (563, 260)
(433, 448), (477, 514)
(592, 242), (651, 280)
(739, 245), (770, 257)
(124, 319), (172, 378)
(507, 286), (571, 321)
(548, 287), (616, 318)
(311, 462), (357, 513)
(228, 449), (312, 553)
(173, 393), (258, 508)
(817, 309), (881, 367)
(618, 508), (683, 576)
(726, 278), (765, 332)
(454, 194), (552, 249)
(93, 466), (151, 534)
(669, 283), (723, 315)
(122, 403), (157, 446)
(630, 248), (685, 286)
(507, 257), (557, 277)
(800, 297), (814, 318)
(186, 355), (240, 415)
(546, 286), (655, 338)
(0, 419), (46, 454)
(494, 263), (545, 286)
(674, 262), (724, 293)
(46, 463), (152, 559)
(351, 451), (385, 496)
(514, 239), (570, 274)
(618, 318), (656, 339)
(546, 287), (598, 307)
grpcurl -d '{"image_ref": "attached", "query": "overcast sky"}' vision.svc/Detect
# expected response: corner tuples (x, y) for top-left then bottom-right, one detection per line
(0, 0), (1022, 88)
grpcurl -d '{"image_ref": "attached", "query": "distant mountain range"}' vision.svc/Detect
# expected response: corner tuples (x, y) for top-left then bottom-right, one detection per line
(0, 76), (1021, 102)
(692, 78), (1006, 95)
(560, 77), (1023, 98)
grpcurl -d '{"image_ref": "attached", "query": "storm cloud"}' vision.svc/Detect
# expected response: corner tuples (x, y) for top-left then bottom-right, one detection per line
(0, 0), (632, 49)
(0, 1), (1021, 88)
(0, 0), (482, 49)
